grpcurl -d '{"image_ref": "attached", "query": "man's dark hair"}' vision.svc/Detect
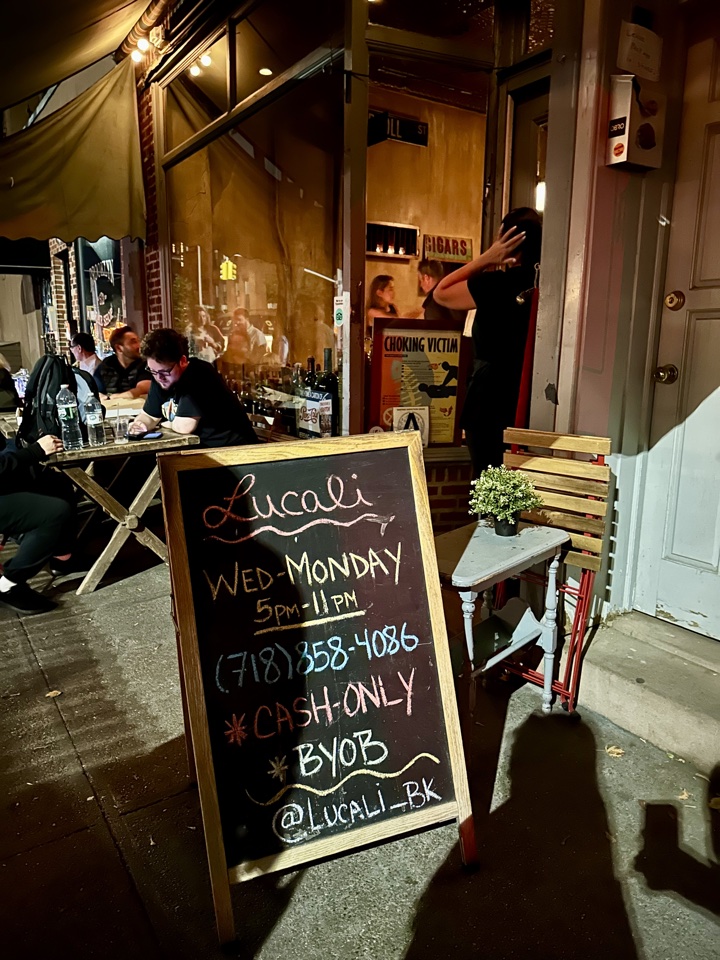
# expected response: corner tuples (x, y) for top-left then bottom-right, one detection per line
(71, 332), (96, 353)
(109, 325), (135, 353)
(418, 259), (444, 282)
(141, 327), (189, 363)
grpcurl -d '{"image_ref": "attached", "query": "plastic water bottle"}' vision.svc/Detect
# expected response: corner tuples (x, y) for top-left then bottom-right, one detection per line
(56, 384), (83, 451)
(13, 368), (28, 398)
(84, 395), (105, 446)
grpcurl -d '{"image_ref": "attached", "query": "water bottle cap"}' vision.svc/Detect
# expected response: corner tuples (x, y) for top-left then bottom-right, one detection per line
(61, 383), (68, 388)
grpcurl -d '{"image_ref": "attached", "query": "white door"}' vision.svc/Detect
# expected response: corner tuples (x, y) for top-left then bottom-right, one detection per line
(635, 34), (720, 639)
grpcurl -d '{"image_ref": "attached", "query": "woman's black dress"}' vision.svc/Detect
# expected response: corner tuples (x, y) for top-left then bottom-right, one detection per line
(461, 264), (535, 475)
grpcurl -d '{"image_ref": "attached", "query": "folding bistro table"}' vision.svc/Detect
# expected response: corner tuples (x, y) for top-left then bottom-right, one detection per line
(435, 522), (569, 713)
(48, 430), (199, 594)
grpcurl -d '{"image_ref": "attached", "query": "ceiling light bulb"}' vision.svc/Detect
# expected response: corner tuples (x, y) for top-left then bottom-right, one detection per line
(130, 50), (143, 63)
(199, 54), (212, 67)
(137, 37), (150, 52)
(259, 67), (273, 76)
(189, 64), (201, 76)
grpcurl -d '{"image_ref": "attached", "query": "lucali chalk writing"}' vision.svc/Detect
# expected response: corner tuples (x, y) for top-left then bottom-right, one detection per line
(271, 775), (443, 844)
(201, 540), (403, 604)
(202, 473), (385, 544)
(214, 622), (419, 692)
(252, 747), (439, 806)
(219, 669), (417, 740)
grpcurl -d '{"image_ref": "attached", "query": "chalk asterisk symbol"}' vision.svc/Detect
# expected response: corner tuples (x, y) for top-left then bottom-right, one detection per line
(224, 713), (249, 746)
(268, 755), (288, 784)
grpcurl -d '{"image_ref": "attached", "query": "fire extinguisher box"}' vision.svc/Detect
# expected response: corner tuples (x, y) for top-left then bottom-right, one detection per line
(607, 74), (666, 169)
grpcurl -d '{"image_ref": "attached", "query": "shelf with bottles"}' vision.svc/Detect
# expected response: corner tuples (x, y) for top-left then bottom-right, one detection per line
(221, 347), (339, 440)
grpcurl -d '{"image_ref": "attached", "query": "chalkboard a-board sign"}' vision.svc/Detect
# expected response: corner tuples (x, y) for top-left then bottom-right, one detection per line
(159, 433), (475, 942)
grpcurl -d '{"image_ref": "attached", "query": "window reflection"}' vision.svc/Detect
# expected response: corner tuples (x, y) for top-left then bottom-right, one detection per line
(527, 0), (555, 54)
(166, 32), (228, 151)
(235, 0), (342, 103)
(166, 68), (343, 434)
(369, 0), (494, 46)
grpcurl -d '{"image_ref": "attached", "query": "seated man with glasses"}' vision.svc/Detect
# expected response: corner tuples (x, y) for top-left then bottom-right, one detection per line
(128, 328), (257, 448)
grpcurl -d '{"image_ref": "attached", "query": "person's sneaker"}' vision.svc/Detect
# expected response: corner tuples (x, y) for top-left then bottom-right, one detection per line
(0, 583), (57, 615)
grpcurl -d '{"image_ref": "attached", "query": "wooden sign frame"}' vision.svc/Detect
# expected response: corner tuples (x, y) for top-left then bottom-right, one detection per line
(158, 432), (476, 943)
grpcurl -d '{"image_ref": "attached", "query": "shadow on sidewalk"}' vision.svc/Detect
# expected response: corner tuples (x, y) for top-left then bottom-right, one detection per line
(634, 763), (720, 919)
(404, 709), (639, 960)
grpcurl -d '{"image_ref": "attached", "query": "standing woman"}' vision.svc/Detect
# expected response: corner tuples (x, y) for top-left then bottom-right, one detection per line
(434, 208), (542, 474)
(365, 275), (398, 352)
(192, 306), (226, 364)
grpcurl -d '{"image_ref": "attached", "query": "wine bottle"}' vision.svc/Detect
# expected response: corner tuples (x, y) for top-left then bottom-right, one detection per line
(291, 362), (305, 394)
(305, 356), (317, 393)
(316, 347), (338, 437)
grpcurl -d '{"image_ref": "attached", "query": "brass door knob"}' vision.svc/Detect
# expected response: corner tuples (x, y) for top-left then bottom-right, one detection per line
(664, 290), (685, 310)
(653, 363), (679, 384)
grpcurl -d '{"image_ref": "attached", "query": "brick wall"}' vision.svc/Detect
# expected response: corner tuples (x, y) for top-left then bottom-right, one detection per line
(47, 238), (78, 353)
(425, 461), (474, 534)
(138, 87), (165, 332)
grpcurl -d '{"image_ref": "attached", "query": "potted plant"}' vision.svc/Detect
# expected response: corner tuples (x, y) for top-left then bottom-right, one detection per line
(468, 465), (543, 537)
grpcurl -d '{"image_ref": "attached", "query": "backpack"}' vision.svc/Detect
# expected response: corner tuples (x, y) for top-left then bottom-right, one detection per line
(17, 354), (101, 447)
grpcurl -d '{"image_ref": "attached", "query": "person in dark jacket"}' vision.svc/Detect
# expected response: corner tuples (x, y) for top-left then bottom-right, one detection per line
(0, 433), (76, 614)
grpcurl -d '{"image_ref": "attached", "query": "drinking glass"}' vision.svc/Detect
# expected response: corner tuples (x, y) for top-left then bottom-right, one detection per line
(114, 416), (129, 443)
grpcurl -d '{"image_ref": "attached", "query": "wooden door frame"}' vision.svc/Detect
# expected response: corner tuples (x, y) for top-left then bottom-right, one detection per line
(482, 0), (585, 432)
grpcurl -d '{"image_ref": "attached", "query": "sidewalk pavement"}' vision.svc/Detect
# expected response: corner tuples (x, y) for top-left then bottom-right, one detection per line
(1, 560), (718, 959)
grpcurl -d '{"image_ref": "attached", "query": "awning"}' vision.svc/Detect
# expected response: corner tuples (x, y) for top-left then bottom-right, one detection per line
(0, 0), (149, 111)
(0, 58), (146, 243)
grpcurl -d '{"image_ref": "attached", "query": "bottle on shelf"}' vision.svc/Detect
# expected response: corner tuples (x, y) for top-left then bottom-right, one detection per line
(240, 379), (253, 412)
(83, 395), (106, 446)
(291, 362), (305, 395)
(56, 384), (83, 451)
(316, 347), (339, 437)
(304, 356), (317, 393)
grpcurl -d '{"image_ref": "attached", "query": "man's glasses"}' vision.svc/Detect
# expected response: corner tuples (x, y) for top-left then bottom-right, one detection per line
(149, 362), (177, 382)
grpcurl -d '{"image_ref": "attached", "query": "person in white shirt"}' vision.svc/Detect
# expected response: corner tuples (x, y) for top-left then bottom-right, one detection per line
(70, 332), (102, 376)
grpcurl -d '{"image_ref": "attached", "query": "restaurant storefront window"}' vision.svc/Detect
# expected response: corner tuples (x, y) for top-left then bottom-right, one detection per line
(155, 0), (508, 444)
(165, 64), (343, 435)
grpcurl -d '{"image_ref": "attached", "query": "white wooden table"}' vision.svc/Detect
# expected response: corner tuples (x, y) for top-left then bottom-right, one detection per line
(435, 522), (569, 712)
(48, 430), (199, 594)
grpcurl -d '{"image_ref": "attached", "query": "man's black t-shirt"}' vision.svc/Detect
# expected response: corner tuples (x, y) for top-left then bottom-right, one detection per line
(422, 287), (467, 326)
(94, 355), (151, 395)
(143, 358), (258, 448)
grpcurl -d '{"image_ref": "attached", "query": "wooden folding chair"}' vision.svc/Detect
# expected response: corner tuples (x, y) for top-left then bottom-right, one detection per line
(499, 427), (612, 711)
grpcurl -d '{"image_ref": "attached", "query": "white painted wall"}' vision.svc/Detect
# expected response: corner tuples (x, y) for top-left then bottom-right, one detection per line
(550, 0), (687, 613)
(0, 274), (44, 370)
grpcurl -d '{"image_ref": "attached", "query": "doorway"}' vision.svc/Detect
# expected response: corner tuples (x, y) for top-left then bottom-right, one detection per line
(634, 25), (720, 640)
(509, 79), (549, 215)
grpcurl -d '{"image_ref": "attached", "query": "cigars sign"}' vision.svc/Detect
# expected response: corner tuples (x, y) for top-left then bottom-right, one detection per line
(423, 234), (473, 263)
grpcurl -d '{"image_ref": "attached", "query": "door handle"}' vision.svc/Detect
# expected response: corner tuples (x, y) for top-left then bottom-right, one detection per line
(664, 290), (685, 311)
(653, 363), (679, 384)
